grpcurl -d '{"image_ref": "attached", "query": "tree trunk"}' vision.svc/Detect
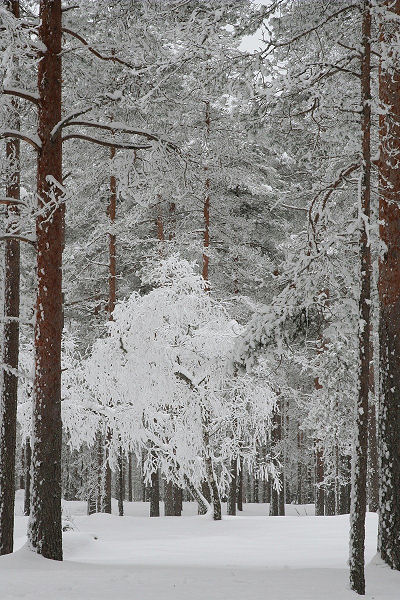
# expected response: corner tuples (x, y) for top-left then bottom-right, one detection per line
(315, 445), (324, 516)
(128, 451), (133, 502)
(28, 0), (63, 561)
(377, 0), (400, 571)
(350, 17), (372, 580)
(368, 401), (379, 512)
(117, 448), (124, 516)
(278, 479), (285, 516)
(227, 458), (237, 516)
(150, 470), (160, 517)
(325, 485), (336, 516)
(24, 439), (31, 517)
(173, 484), (183, 516)
(269, 485), (279, 516)
(0, 0), (21, 556)
(164, 479), (174, 516)
(202, 100), (210, 289)
(270, 399), (282, 515)
(237, 457), (243, 511)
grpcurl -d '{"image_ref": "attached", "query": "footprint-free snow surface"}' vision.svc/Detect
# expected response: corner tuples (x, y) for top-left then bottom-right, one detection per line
(1, 494), (398, 600)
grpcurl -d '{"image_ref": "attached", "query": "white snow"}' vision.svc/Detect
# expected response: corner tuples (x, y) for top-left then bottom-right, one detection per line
(1, 493), (398, 600)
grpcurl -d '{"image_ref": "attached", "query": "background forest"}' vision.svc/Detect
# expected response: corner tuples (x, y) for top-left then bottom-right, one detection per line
(0, 1), (399, 599)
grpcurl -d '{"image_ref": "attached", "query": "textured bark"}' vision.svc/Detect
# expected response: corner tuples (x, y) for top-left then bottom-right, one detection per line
(368, 402), (379, 512)
(24, 439), (31, 517)
(325, 485), (336, 516)
(28, 0), (63, 561)
(269, 485), (279, 516)
(278, 479), (285, 516)
(0, 0), (20, 556)
(164, 479), (174, 516)
(270, 399), (283, 516)
(117, 448), (124, 516)
(127, 451), (133, 502)
(237, 457), (243, 511)
(339, 456), (351, 515)
(173, 484), (183, 516)
(315, 446), (325, 516)
(349, 8), (371, 592)
(149, 469), (160, 517)
(101, 146), (117, 515)
(377, 0), (400, 571)
(227, 458), (237, 516)
(202, 100), (210, 289)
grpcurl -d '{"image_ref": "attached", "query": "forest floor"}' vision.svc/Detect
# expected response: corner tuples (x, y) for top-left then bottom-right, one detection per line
(0, 492), (398, 600)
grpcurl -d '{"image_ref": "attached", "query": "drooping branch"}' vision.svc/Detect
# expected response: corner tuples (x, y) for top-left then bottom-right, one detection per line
(2, 87), (39, 105)
(62, 133), (151, 150)
(0, 130), (41, 151)
(50, 107), (92, 140)
(261, 4), (359, 55)
(62, 27), (139, 70)
(63, 120), (180, 152)
(0, 234), (36, 248)
(309, 162), (360, 234)
(0, 197), (26, 207)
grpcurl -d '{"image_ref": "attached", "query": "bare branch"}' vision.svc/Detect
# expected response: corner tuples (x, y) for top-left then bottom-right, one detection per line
(62, 133), (152, 150)
(0, 234), (36, 247)
(64, 120), (180, 151)
(0, 130), (41, 151)
(50, 106), (92, 140)
(261, 5), (358, 55)
(2, 87), (39, 105)
(0, 197), (27, 207)
(61, 4), (79, 11)
(62, 27), (139, 70)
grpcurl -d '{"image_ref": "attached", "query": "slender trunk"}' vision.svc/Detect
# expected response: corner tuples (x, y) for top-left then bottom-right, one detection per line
(237, 457), (243, 511)
(315, 445), (325, 516)
(340, 456), (351, 515)
(0, 0), (21, 555)
(24, 439), (31, 517)
(270, 399), (282, 516)
(278, 478), (285, 516)
(164, 479), (174, 516)
(227, 457), (237, 516)
(368, 401), (379, 512)
(150, 469), (160, 517)
(368, 325), (378, 512)
(28, 0), (63, 561)
(377, 0), (400, 571)
(20, 446), (25, 489)
(128, 451), (133, 502)
(173, 484), (182, 516)
(269, 485), (279, 516)
(117, 448), (124, 516)
(325, 484), (336, 516)
(202, 101), (210, 289)
(350, 2), (372, 593)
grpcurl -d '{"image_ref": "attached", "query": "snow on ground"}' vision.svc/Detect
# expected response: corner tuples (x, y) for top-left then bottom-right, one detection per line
(1, 492), (398, 600)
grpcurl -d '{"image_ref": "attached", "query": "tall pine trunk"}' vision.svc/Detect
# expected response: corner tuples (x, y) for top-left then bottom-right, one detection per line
(0, 0), (21, 555)
(377, 0), (400, 570)
(24, 439), (31, 516)
(28, 0), (63, 560)
(349, 2), (371, 592)
(227, 458), (237, 516)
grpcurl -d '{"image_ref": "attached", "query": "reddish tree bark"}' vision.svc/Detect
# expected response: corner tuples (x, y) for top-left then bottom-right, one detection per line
(377, 0), (400, 571)
(349, 2), (371, 592)
(0, 0), (21, 557)
(24, 439), (31, 517)
(28, 0), (63, 560)
(315, 445), (325, 516)
(202, 101), (210, 289)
